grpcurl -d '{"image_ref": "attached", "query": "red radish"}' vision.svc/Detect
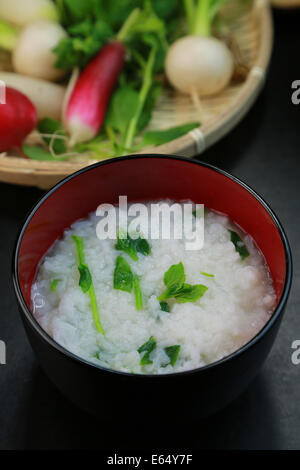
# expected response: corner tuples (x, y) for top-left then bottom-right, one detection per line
(64, 41), (125, 146)
(0, 87), (37, 153)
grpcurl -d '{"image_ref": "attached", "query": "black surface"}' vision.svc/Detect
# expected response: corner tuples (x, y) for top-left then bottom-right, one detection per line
(0, 9), (299, 450)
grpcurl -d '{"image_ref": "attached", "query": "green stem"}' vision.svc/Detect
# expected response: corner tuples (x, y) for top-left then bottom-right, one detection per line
(124, 46), (157, 151)
(88, 284), (105, 335)
(193, 0), (211, 36)
(116, 8), (141, 42)
(133, 276), (143, 311)
(72, 236), (104, 335)
(184, 0), (195, 34)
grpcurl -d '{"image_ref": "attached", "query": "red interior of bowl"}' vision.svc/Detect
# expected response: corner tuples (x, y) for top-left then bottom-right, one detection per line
(17, 157), (287, 308)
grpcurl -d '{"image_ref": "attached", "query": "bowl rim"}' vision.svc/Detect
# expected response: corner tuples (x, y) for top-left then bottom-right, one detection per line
(12, 154), (293, 379)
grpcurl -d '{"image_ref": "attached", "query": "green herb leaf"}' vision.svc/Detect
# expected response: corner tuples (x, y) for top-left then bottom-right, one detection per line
(151, 0), (180, 19)
(159, 301), (170, 312)
(57, 0), (96, 25)
(115, 230), (150, 261)
(141, 122), (200, 147)
(133, 275), (143, 311)
(115, 231), (138, 261)
(158, 262), (208, 303)
(50, 279), (60, 292)
(22, 145), (69, 162)
(113, 256), (134, 293)
(138, 336), (156, 365)
(37, 118), (67, 155)
(54, 18), (113, 70)
(134, 236), (151, 256)
(137, 82), (162, 132)
(165, 345), (181, 366)
(158, 262), (186, 300)
(174, 283), (208, 303)
(228, 229), (250, 260)
(106, 86), (140, 136)
(164, 262), (185, 289)
(78, 263), (92, 293)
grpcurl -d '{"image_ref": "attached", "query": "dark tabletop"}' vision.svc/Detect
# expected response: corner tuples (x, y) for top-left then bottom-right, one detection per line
(0, 9), (299, 451)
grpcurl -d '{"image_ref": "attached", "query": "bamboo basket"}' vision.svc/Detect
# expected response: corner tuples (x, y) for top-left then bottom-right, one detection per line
(0, 0), (273, 190)
(271, 0), (300, 8)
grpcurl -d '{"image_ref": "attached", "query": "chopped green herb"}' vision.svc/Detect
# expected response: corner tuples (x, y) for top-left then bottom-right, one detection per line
(159, 301), (170, 312)
(133, 276), (143, 311)
(113, 256), (134, 292)
(158, 262), (186, 300)
(174, 283), (208, 303)
(165, 345), (181, 366)
(113, 256), (144, 310)
(134, 236), (151, 256)
(77, 264), (92, 293)
(93, 350), (101, 360)
(72, 235), (104, 335)
(228, 229), (250, 260)
(201, 271), (214, 278)
(158, 262), (207, 303)
(50, 279), (60, 292)
(115, 229), (150, 261)
(115, 231), (138, 261)
(138, 336), (156, 365)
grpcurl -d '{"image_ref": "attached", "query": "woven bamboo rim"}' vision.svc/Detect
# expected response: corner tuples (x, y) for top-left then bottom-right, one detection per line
(0, 0), (273, 190)
(271, 0), (300, 8)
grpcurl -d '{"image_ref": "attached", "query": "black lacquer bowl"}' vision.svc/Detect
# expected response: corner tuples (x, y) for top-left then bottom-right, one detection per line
(13, 155), (292, 420)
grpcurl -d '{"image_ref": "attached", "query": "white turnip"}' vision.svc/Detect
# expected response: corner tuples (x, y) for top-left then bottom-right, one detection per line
(12, 20), (67, 81)
(165, 0), (234, 98)
(165, 35), (233, 97)
(0, 0), (58, 26)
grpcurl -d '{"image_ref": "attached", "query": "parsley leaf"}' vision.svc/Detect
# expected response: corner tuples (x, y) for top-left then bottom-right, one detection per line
(138, 336), (156, 365)
(54, 19), (113, 70)
(50, 279), (60, 292)
(228, 229), (250, 260)
(114, 256), (144, 309)
(158, 262), (208, 303)
(174, 284), (208, 303)
(115, 230), (150, 261)
(158, 262), (185, 300)
(78, 264), (92, 293)
(113, 256), (134, 292)
(159, 301), (170, 312)
(165, 345), (181, 366)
